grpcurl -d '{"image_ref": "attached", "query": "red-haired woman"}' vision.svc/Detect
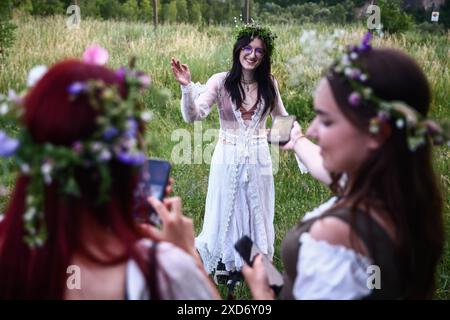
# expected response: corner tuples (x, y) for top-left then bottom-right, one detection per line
(0, 57), (218, 300)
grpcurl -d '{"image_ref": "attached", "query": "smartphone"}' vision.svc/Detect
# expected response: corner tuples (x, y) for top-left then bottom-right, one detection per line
(234, 235), (284, 295)
(267, 115), (296, 145)
(134, 158), (171, 226)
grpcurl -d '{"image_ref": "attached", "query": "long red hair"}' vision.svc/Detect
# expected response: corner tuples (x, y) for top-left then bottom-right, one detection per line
(0, 60), (150, 299)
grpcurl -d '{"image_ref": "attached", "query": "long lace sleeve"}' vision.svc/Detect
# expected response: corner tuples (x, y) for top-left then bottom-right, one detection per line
(271, 77), (288, 117)
(180, 73), (222, 123)
(270, 77), (308, 173)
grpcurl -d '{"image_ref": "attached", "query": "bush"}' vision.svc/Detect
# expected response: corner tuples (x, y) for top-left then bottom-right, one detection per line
(378, 0), (414, 34)
(30, 0), (64, 16)
(415, 21), (446, 35)
(0, 22), (16, 60)
(0, 0), (16, 60)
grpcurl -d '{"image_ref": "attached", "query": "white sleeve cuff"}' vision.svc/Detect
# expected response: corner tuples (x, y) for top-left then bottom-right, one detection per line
(295, 153), (308, 174)
(181, 82), (193, 94)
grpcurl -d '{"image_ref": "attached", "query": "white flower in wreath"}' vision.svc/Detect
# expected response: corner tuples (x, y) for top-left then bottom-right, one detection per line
(0, 102), (8, 115)
(27, 65), (48, 88)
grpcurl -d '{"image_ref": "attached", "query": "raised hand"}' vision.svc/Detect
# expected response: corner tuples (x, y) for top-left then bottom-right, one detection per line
(170, 57), (191, 86)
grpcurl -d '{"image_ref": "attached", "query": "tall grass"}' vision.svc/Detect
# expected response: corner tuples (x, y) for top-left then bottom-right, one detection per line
(0, 14), (449, 299)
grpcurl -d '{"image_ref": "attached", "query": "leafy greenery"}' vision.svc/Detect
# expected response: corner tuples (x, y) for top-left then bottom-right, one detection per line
(0, 0), (16, 61)
(377, 0), (414, 34)
(6, 0), (449, 30)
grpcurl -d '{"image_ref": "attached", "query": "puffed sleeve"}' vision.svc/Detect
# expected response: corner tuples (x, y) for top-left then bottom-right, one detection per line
(270, 76), (288, 117)
(292, 233), (373, 300)
(180, 73), (223, 123)
(156, 242), (217, 299)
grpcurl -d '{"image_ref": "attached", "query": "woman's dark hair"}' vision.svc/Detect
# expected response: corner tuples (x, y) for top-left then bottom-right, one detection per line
(326, 48), (444, 299)
(0, 60), (156, 299)
(224, 36), (277, 118)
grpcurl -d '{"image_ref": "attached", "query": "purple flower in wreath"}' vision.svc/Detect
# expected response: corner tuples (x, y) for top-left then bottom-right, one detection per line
(68, 82), (87, 95)
(117, 151), (146, 166)
(350, 68), (362, 80)
(358, 32), (373, 52)
(72, 141), (83, 154)
(103, 126), (119, 141)
(125, 118), (138, 138)
(377, 111), (390, 122)
(425, 120), (442, 136)
(136, 71), (151, 89)
(348, 92), (362, 107)
(116, 67), (127, 82)
(0, 130), (19, 157)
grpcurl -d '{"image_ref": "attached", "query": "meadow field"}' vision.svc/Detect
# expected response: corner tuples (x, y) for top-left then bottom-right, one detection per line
(0, 14), (449, 299)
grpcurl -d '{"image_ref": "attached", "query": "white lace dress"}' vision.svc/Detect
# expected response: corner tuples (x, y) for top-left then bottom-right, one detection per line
(180, 72), (307, 273)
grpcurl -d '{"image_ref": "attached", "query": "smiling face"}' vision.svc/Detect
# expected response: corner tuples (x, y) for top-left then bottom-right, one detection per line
(306, 78), (380, 176)
(239, 37), (265, 71)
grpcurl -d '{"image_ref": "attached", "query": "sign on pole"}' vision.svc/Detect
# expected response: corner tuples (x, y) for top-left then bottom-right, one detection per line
(431, 11), (439, 22)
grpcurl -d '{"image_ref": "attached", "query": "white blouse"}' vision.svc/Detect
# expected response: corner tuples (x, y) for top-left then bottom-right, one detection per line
(293, 197), (373, 299)
(126, 240), (215, 300)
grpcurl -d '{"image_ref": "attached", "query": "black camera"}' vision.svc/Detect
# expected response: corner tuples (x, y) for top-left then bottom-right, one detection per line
(234, 235), (284, 295)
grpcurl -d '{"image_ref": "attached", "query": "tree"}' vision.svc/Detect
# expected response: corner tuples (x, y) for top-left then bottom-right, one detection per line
(176, 0), (188, 22)
(77, 0), (101, 19)
(202, 0), (214, 24)
(140, 0), (152, 22)
(433, 1), (450, 29)
(99, 0), (125, 19)
(189, 0), (202, 25)
(30, 0), (64, 16)
(378, 0), (414, 33)
(0, 0), (16, 60)
(167, 0), (177, 23)
(14, 0), (32, 13)
(122, 0), (139, 20)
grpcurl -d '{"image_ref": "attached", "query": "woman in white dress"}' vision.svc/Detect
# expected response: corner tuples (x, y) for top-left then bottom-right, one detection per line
(171, 24), (306, 282)
(242, 35), (447, 299)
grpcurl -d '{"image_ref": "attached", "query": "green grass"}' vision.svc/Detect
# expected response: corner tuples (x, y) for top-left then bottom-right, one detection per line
(0, 14), (449, 299)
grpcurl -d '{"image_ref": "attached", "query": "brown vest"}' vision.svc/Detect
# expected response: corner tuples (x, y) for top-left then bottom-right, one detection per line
(280, 207), (405, 300)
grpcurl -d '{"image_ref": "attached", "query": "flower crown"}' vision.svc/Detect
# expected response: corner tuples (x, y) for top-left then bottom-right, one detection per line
(233, 20), (277, 56)
(0, 45), (152, 247)
(329, 32), (449, 152)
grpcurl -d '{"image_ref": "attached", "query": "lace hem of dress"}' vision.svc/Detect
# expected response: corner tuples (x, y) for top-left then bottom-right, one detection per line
(197, 161), (239, 274)
(197, 160), (272, 273)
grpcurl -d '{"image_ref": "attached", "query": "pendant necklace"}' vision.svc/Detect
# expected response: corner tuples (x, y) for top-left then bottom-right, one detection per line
(241, 78), (256, 93)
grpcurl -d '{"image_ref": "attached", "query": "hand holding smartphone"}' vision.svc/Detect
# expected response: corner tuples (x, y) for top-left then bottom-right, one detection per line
(134, 158), (171, 226)
(267, 115), (296, 145)
(234, 235), (284, 295)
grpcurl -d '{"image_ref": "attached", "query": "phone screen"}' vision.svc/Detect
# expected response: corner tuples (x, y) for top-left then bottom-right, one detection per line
(268, 115), (296, 145)
(134, 159), (171, 226)
(147, 160), (171, 200)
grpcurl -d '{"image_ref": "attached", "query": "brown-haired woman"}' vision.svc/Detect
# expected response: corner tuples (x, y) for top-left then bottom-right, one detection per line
(243, 45), (445, 299)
